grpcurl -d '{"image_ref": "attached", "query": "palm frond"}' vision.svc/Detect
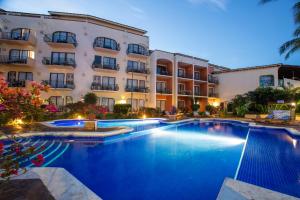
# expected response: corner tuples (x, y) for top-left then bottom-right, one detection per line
(293, 26), (300, 37)
(279, 38), (300, 59)
(259, 0), (276, 4)
(293, 2), (300, 24)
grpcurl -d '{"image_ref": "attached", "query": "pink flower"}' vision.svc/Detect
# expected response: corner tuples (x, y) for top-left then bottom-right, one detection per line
(31, 154), (45, 167)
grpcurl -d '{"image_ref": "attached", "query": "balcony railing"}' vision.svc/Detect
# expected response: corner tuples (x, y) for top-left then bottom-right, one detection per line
(0, 32), (30, 41)
(208, 93), (219, 98)
(194, 92), (206, 96)
(92, 63), (119, 71)
(178, 90), (192, 95)
(178, 74), (193, 79)
(93, 42), (120, 51)
(157, 70), (172, 76)
(126, 67), (150, 74)
(42, 80), (75, 89)
(43, 57), (76, 68)
(156, 88), (172, 94)
(91, 83), (119, 91)
(0, 55), (33, 65)
(208, 75), (218, 84)
(8, 80), (26, 87)
(125, 86), (149, 93)
(43, 34), (77, 47)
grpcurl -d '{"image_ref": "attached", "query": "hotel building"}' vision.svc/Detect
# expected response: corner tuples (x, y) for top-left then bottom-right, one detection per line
(1, 9), (299, 112)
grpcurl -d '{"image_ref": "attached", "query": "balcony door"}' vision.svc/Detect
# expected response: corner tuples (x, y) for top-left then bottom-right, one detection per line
(50, 73), (65, 88)
(157, 81), (166, 92)
(102, 76), (115, 89)
(194, 85), (200, 95)
(127, 79), (138, 89)
(178, 83), (185, 93)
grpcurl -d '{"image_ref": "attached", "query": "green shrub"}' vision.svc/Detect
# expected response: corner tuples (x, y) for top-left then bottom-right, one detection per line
(192, 104), (200, 111)
(114, 104), (131, 114)
(84, 93), (97, 105)
(140, 107), (160, 117)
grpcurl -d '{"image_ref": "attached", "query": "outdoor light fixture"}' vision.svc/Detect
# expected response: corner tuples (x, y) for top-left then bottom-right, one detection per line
(291, 102), (296, 107)
(77, 115), (82, 119)
(143, 114), (147, 119)
(212, 102), (220, 107)
(119, 99), (126, 104)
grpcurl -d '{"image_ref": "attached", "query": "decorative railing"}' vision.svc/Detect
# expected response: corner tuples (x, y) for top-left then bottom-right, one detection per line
(0, 55), (30, 64)
(92, 63), (119, 71)
(42, 80), (75, 89)
(91, 83), (119, 91)
(43, 34), (77, 47)
(156, 88), (172, 94)
(125, 86), (150, 93)
(126, 67), (150, 74)
(43, 57), (76, 67)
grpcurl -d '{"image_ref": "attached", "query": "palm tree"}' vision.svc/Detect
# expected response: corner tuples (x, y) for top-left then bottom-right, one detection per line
(260, 0), (300, 59)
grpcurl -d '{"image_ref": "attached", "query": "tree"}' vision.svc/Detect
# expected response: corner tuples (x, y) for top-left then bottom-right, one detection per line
(260, 0), (300, 59)
(83, 92), (97, 105)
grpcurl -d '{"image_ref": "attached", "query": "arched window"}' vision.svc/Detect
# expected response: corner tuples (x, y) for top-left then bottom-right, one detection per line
(127, 44), (148, 55)
(52, 31), (76, 44)
(11, 28), (30, 40)
(94, 37), (119, 50)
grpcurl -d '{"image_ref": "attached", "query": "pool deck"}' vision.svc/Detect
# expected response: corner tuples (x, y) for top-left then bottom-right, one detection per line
(9, 167), (102, 200)
(217, 178), (300, 200)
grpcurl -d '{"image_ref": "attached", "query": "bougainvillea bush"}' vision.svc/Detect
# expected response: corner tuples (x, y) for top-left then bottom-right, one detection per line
(0, 76), (48, 180)
(0, 76), (49, 126)
(0, 138), (45, 181)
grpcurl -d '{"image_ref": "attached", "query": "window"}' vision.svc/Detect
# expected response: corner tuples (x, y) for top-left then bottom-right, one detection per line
(127, 79), (138, 89)
(94, 56), (102, 64)
(94, 37), (118, 50)
(127, 61), (139, 70)
(50, 73), (65, 88)
(178, 83), (185, 92)
(178, 100), (185, 109)
(49, 96), (64, 107)
(156, 81), (166, 92)
(157, 65), (167, 75)
(103, 57), (116, 67)
(52, 31), (76, 44)
(139, 80), (145, 88)
(178, 68), (185, 77)
(9, 49), (29, 61)
(156, 100), (166, 111)
(127, 44), (148, 55)
(66, 73), (74, 85)
(102, 76), (116, 87)
(93, 76), (101, 83)
(18, 72), (33, 81)
(51, 52), (75, 65)
(259, 75), (274, 87)
(194, 85), (200, 94)
(66, 96), (73, 105)
(7, 71), (16, 82)
(127, 98), (144, 111)
(101, 97), (115, 112)
(11, 28), (30, 40)
(194, 71), (200, 80)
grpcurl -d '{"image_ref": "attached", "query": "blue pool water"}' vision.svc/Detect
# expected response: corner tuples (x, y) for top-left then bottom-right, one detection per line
(49, 119), (165, 132)
(3, 120), (300, 199)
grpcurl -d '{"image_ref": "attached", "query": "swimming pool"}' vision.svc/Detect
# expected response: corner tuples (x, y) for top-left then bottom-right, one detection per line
(3, 120), (300, 199)
(48, 118), (165, 132)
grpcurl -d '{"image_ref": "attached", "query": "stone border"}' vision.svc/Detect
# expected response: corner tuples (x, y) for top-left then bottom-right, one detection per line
(217, 178), (300, 200)
(199, 118), (300, 138)
(0, 127), (134, 140)
(11, 167), (102, 200)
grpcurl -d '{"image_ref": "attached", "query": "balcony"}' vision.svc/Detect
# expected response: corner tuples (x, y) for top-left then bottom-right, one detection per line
(208, 75), (218, 84)
(42, 80), (75, 90)
(127, 44), (149, 59)
(127, 67), (150, 75)
(125, 86), (149, 93)
(195, 92), (207, 97)
(8, 80), (26, 87)
(194, 74), (206, 82)
(0, 55), (35, 67)
(43, 57), (76, 68)
(92, 63), (119, 71)
(156, 88), (172, 95)
(93, 42), (120, 54)
(208, 93), (219, 98)
(157, 70), (172, 77)
(91, 83), (119, 91)
(44, 34), (77, 48)
(0, 31), (36, 46)
(178, 90), (192, 96)
(178, 74), (193, 80)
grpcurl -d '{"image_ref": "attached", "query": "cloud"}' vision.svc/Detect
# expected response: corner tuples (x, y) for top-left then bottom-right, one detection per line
(187, 0), (228, 11)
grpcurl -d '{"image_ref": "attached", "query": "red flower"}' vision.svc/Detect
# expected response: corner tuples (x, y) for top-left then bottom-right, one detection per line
(15, 146), (21, 154)
(10, 169), (18, 175)
(0, 142), (3, 155)
(31, 154), (45, 167)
